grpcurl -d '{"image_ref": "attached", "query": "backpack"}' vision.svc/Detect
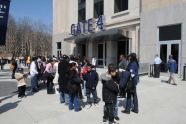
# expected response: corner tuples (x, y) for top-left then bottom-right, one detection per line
(168, 59), (177, 73)
(119, 71), (131, 97)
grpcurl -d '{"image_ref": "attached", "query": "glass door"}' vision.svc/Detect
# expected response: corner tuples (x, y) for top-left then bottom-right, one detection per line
(160, 44), (168, 72)
(97, 43), (104, 66)
(159, 41), (180, 73)
(171, 44), (179, 73)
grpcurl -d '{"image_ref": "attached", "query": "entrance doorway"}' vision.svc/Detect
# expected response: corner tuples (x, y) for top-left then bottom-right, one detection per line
(82, 44), (86, 57)
(76, 44), (86, 57)
(159, 41), (180, 73)
(97, 42), (107, 67)
(159, 24), (181, 74)
(117, 40), (129, 64)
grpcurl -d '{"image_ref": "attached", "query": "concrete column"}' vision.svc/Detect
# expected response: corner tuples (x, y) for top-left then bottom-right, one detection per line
(88, 41), (93, 60)
(106, 40), (112, 66)
(131, 26), (140, 54)
(136, 25), (140, 55)
(86, 0), (93, 19)
(104, 0), (114, 16)
(109, 40), (117, 65)
(130, 31), (136, 53)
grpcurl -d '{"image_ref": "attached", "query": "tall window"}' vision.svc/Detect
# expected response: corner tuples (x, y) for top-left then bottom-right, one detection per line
(94, 0), (104, 18)
(114, 0), (128, 13)
(57, 42), (61, 58)
(159, 24), (181, 41)
(78, 0), (86, 22)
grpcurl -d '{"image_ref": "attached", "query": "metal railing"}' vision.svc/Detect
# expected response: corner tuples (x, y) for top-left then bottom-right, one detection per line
(183, 65), (186, 81)
(149, 64), (154, 77)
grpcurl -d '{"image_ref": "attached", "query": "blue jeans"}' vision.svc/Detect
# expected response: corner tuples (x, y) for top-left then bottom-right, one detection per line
(69, 95), (80, 112)
(60, 92), (69, 104)
(31, 74), (38, 91)
(125, 87), (138, 112)
(86, 88), (98, 104)
(83, 81), (86, 96)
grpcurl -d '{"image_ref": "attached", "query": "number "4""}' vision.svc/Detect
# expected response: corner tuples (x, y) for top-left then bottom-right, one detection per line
(96, 15), (104, 30)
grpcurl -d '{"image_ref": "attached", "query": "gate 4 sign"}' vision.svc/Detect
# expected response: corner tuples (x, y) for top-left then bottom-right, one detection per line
(0, 0), (11, 45)
(71, 15), (105, 36)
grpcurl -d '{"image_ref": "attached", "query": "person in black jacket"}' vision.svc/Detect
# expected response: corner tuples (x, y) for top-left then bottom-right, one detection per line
(101, 64), (119, 124)
(67, 62), (83, 112)
(122, 53), (139, 114)
(58, 55), (70, 104)
(83, 63), (99, 108)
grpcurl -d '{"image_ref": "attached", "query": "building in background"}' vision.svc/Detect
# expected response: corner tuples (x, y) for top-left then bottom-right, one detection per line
(140, 0), (186, 76)
(53, 0), (140, 67)
(53, 0), (186, 77)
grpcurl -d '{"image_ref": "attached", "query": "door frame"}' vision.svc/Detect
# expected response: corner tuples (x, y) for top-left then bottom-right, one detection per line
(116, 40), (129, 64)
(97, 42), (106, 67)
(159, 40), (181, 74)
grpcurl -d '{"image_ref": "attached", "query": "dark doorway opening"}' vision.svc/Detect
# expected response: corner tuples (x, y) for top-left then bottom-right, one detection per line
(117, 40), (129, 64)
(82, 44), (86, 57)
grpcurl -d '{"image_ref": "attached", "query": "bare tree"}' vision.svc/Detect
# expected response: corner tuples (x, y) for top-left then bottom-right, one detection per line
(0, 15), (52, 58)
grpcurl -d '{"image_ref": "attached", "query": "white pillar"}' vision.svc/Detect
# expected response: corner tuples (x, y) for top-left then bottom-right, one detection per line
(104, 0), (114, 16)
(136, 25), (140, 55)
(88, 41), (93, 61)
(86, 0), (93, 19)
(106, 40), (112, 66)
(130, 31), (135, 53)
(131, 26), (140, 54)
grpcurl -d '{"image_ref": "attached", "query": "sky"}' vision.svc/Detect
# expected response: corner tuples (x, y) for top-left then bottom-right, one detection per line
(9, 0), (52, 26)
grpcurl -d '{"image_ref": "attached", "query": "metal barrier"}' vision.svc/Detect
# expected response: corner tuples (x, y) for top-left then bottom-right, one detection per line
(183, 65), (186, 81)
(149, 64), (154, 77)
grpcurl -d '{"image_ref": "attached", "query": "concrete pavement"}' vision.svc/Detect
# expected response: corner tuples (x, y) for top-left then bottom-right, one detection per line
(0, 69), (186, 124)
(0, 70), (31, 97)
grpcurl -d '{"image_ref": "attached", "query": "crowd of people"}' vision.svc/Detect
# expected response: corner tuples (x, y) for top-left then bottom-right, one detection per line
(1, 52), (178, 123)
(7, 53), (140, 124)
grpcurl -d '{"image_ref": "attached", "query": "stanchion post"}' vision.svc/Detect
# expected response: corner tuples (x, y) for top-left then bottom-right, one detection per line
(183, 65), (186, 81)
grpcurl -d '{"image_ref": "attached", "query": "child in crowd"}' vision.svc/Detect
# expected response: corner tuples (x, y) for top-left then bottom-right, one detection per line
(101, 64), (120, 124)
(83, 63), (99, 108)
(15, 68), (28, 98)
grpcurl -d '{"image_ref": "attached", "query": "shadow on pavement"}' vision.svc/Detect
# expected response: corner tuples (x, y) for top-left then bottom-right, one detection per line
(0, 93), (17, 103)
(161, 79), (169, 84)
(0, 100), (21, 114)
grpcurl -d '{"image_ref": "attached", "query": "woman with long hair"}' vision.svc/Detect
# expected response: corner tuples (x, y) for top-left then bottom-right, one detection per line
(122, 53), (139, 114)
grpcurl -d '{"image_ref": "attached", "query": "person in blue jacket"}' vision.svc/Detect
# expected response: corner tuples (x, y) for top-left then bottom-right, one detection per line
(167, 55), (177, 85)
(83, 63), (99, 108)
(122, 53), (139, 114)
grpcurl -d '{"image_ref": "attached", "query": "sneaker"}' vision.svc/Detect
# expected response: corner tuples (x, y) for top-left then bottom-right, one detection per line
(114, 116), (120, 121)
(103, 118), (107, 122)
(60, 101), (65, 104)
(131, 109), (139, 114)
(109, 121), (118, 124)
(121, 110), (130, 114)
(69, 107), (74, 110)
(172, 83), (177, 86)
(32, 88), (39, 93)
(18, 96), (22, 99)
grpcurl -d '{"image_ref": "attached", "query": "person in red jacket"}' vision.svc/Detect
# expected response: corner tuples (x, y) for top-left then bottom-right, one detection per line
(81, 63), (88, 96)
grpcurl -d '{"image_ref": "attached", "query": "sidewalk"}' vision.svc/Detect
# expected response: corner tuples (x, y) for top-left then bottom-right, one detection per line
(1, 70), (186, 124)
